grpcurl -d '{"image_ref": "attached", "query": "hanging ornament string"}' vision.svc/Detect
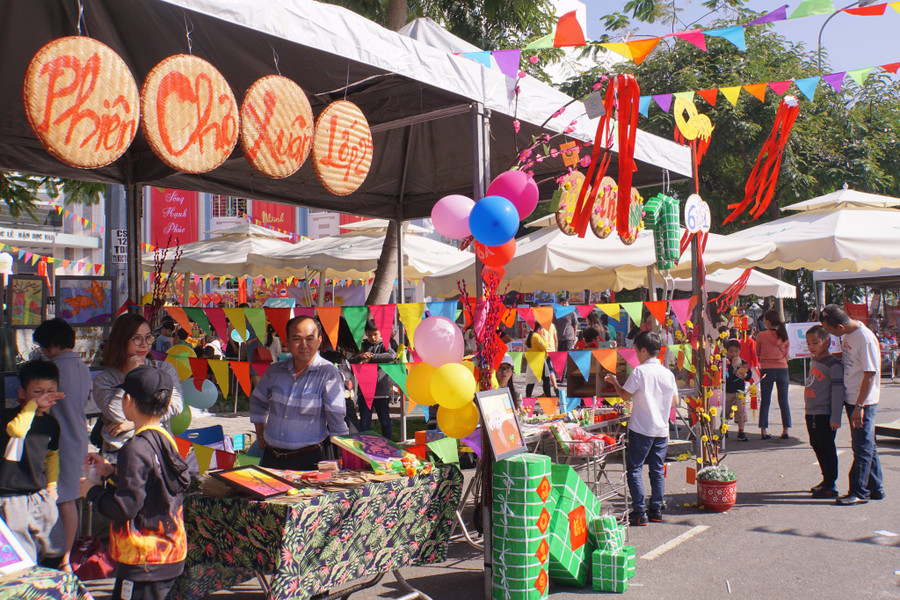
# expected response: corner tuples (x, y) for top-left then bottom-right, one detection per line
(714, 268), (753, 311)
(614, 74), (641, 236)
(724, 95), (799, 224)
(569, 82), (616, 237)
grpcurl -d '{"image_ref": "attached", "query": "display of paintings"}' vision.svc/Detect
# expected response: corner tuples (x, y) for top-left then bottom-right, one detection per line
(55, 277), (115, 326)
(7, 276), (46, 328)
(0, 515), (35, 575)
(569, 290), (586, 304)
(475, 388), (526, 461)
(211, 466), (299, 499)
(522, 293), (534, 304)
(331, 432), (406, 469)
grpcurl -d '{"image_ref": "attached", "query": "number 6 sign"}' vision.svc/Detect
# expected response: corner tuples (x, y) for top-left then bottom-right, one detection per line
(685, 194), (711, 234)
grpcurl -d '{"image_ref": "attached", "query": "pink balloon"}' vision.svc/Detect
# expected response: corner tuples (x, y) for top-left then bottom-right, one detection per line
(431, 195), (475, 239)
(487, 170), (539, 220)
(414, 316), (464, 367)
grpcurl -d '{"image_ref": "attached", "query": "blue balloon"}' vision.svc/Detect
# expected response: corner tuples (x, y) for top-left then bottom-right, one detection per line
(468, 195), (519, 247)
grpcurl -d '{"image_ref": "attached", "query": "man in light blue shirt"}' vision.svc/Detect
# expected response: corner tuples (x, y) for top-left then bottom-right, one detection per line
(251, 316), (348, 470)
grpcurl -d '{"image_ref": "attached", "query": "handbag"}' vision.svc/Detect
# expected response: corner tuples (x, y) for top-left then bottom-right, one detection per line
(70, 536), (115, 580)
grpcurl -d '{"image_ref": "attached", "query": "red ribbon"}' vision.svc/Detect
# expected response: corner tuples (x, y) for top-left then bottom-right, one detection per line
(714, 268), (753, 311)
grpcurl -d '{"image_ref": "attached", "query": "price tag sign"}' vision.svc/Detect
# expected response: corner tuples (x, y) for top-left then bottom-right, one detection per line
(685, 194), (711, 233)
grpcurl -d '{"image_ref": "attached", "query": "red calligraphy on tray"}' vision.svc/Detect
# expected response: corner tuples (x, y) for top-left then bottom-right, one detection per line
(319, 114), (373, 182)
(155, 71), (237, 158)
(244, 91), (312, 165)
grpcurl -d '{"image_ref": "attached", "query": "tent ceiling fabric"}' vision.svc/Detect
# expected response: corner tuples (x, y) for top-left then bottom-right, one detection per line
(0, 0), (690, 219)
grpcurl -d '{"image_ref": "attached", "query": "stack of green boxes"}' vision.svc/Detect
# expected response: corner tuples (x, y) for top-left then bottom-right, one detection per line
(590, 515), (636, 593)
(492, 454), (556, 600)
(546, 464), (602, 586)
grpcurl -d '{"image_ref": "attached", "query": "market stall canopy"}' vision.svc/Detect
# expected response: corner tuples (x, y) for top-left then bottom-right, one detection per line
(780, 188), (900, 212)
(339, 219), (430, 234)
(675, 268), (795, 298)
(424, 227), (776, 296)
(812, 267), (900, 288)
(141, 221), (302, 278)
(0, 0), (690, 219)
(724, 189), (900, 272)
(247, 231), (473, 280)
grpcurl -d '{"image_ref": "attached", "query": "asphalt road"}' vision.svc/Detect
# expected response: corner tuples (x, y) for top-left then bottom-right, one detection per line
(84, 379), (900, 600)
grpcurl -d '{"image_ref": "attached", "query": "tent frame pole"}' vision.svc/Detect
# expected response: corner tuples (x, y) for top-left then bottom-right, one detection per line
(125, 155), (143, 304)
(396, 126), (413, 442)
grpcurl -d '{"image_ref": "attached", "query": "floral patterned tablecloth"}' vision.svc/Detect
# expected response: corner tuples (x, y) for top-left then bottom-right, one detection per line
(171, 465), (463, 600)
(0, 566), (94, 600)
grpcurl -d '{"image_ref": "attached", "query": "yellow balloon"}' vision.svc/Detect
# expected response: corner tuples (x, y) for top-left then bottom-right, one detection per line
(430, 363), (476, 410)
(167, 344), (196, 359)
(406, 363), (438, 406)
(462, 360), (475, 375)
(437, 402), (479, 439)
(165, 353), (192, 381)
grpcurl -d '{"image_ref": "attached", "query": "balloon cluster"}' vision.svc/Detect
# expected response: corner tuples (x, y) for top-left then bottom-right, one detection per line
(431, 170), (539, 268)
(405, 316), (480, 439)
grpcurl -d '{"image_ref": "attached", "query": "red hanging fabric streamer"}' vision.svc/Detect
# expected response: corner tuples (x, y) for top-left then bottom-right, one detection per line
(615, 75), (641, 235)
(724, 96), (799, 224)
(714, 268), (753, 311)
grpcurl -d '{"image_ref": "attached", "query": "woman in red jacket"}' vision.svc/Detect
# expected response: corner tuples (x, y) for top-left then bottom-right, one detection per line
(756, 310), (791, 440)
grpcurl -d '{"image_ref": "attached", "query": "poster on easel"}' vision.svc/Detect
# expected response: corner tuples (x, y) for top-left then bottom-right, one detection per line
(7, 276), (46, 328)
(475, 388), (526, 461)
(55, 276), (115, 326)
(331, 432), (406, 469)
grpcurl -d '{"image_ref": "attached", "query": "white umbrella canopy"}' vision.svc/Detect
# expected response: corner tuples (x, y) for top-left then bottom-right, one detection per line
(674, 268), (795, 298)
(338, 219), (430, 234)
(425, 227), (776, 296)
(203, 221), (291, 239)
(780, 187), (900, 212)
(724, 195), (900, 272)
(247, 231), (473, 280)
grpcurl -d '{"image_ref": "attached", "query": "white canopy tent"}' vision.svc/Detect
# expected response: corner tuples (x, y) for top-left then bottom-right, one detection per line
(248, 231), (473, 280)
(424, 227), (779, 296)
(675, 268), (795, 298)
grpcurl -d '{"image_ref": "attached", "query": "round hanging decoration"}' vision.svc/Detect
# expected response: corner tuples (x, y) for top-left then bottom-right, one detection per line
(619, 188), (645, 245)
(240, 75), (314, 179)
(141, 54), (239, 173)
(23, 36), (140, 168)
(312, 100), (373, 196)
(589, 176), (618, 239)
(555, 170), (586, 235)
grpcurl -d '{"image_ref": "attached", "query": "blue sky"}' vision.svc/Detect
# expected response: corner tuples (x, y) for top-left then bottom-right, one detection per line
(584, 0), (897, 73)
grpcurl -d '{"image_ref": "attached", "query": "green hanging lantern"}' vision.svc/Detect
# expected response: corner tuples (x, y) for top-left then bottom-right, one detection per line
(643, 194), (680, 271)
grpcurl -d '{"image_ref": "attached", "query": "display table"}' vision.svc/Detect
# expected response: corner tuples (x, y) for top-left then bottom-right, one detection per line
(171, 465), (463, 600)
(0, 566), (94, 600)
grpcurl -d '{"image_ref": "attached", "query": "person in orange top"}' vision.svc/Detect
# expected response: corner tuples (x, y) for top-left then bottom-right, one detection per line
(756, 310), (791, 440)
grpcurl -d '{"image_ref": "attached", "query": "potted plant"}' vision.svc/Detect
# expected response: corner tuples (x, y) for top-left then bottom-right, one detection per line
(696, 464), (738, 512)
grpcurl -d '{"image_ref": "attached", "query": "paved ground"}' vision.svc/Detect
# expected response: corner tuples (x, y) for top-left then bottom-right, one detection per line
(84, 379), (900, 599)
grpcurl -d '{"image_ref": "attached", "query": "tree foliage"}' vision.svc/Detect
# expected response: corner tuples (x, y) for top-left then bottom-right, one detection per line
(0, 173), (104, 219)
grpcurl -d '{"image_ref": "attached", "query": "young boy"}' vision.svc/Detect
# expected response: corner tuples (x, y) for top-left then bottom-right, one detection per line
(724, 339), (752, 442)
(0, 360), (64, 564)
(354, 320), (398, 439)
(80, 365), (190, 600)
(804, 326), (845, 499)
(605, 331), (679, 526)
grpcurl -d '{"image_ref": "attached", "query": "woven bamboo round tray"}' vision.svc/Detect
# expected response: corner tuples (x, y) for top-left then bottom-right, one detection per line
(141, 54), (239, 174)
(23, 36), (140, 168)
(240, 75), (313, 179)
(619, 188), (645, 245)
(589, 176), (617, 239)
(555, 170), (585, 236)
(312, 100), (373, 196)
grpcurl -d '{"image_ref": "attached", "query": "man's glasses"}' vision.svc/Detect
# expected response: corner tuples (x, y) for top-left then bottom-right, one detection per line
(131, 334), (155, 346)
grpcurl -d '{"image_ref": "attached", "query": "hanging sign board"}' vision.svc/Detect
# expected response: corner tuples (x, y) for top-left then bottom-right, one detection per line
(312, 100), (373, 196)
(23, 36), (140, 168)
(141, 54), (239, 173)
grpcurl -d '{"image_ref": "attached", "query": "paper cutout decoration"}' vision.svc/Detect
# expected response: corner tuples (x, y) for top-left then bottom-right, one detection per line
(141, 55), (239, 173)
(240, 75), (314, 178)
(589, 176), (617, 239)
(724, 95), (799, 223)
(24, 36), (140, 168)
(555, 170), (586, 235)
(673, 96), (713, 142)
(312, 100), (373, 196)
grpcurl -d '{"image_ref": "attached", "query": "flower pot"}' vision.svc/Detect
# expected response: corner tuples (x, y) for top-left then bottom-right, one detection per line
(697, 478), (738, 512)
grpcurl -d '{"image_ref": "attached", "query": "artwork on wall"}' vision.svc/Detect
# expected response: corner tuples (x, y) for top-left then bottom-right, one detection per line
(7, 276), (46, 328)
(55, 277), (115, 326)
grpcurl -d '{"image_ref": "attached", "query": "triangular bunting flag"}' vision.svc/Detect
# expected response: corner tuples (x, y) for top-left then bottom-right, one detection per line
(569, 351), (593, 379)
(500, 307), (517, 328)
(697, 88), (718, 106)
(599, 42), (632, 59)
(626, 37), (660, 65)
(823, 72), (845, 92)
(552, 304), (577, 319)
(342, 306), (369, 348)
(596, 303), (620, 320)
(165, 307), (193, 335)
(749, 4), (788, 24)
(769, 80), (792, 96)
(890, 1), (900, 14)
(638, 96), (652, 117)
(380, 363), (409, 396)
(553, 10), (586, 47)
(235, 454), (261, 467)
(462, 51), (492, 68)
(369, 305), (396, 344)
(193, 444), (214, 475)
(294, 307), (316, 318)
(548, 352), (568, 379)
(215, 450), (236, 470)
(188, 358), (208, 391)
(673, 91), (695, 103)
(592, 348), (618, 373)
(508, 352), (524, 375)
(673, 29), (707, 52)
(351, 363), (379, 409)
(619, 302), (644, 327)
(576, 305), (595, 319)
(518, 307), (535, 329)
(521, 397), (536, 417)
(524, 351), (546, 380)
(537, 396), (558, 417)
(263, 307), (292, 342)
(492, 49), (521, 79)
(794, 76), (820, 101)
(316, 306), (342, 350)
(204, 308), (229, 341)
(720, 85), (742, 106)
(704, 26), (745, 51)
(658, 346), (667, 364)
(173, 436), (192, 459)
(222, 308), (247, 341)
(524, 33), (554, 49)
(251, 362), (270, 378)
(847, 67), (873, 86)
(790, 0), (836, 18)
(644, 300), (668, 327)
(231, 361), (252, 396)
(397, 303), (425, 344)
(652, 94), (673, 113)
(881, 62), (900, 74)
(669, 299), (692, 331)
(426, 300), (457, 322)
(207, 360), (230, 398)
(618, 347), (639, 368)
(743, 83), (768, 101)
(244, 308), (268, 345)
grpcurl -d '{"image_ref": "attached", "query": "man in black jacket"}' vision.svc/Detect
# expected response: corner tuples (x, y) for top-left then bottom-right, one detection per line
(354, 320), (398, 439)
(80, 366), (190, 600)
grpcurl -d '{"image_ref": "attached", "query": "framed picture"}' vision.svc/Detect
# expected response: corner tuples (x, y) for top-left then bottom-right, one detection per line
(210, 465), (299, 499)
(331, 432), (406, 470)
(475, 388), (526, 461)
(7, 276), (46, 328)
(55, 276), (115, 326)
(0, 515), (35, 575)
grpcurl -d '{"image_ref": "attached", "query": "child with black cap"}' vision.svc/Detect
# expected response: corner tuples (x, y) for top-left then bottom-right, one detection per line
(80, 365), (190, 600)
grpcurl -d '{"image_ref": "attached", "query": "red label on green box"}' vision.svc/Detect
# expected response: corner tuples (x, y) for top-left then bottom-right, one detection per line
(536, 539), (549, 564)
(569, 505), (587, 550)
(537, 507), (551, 533)
(534, 569), (548, 594)
(536, 476), (551, 502)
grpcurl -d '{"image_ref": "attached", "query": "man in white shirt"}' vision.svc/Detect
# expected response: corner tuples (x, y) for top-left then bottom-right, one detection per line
(606, 331), (679, 525)
(820, 304), (884, 505)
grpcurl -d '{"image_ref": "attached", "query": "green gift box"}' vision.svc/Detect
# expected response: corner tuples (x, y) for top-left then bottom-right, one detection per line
(589, 515), (625, 551)
(622, 545), (636, 579)
(494, 453), (551, 482)
(592, 548), (630, 593)
(546, 503), (591, 586)
(550, 465), (601, 520)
